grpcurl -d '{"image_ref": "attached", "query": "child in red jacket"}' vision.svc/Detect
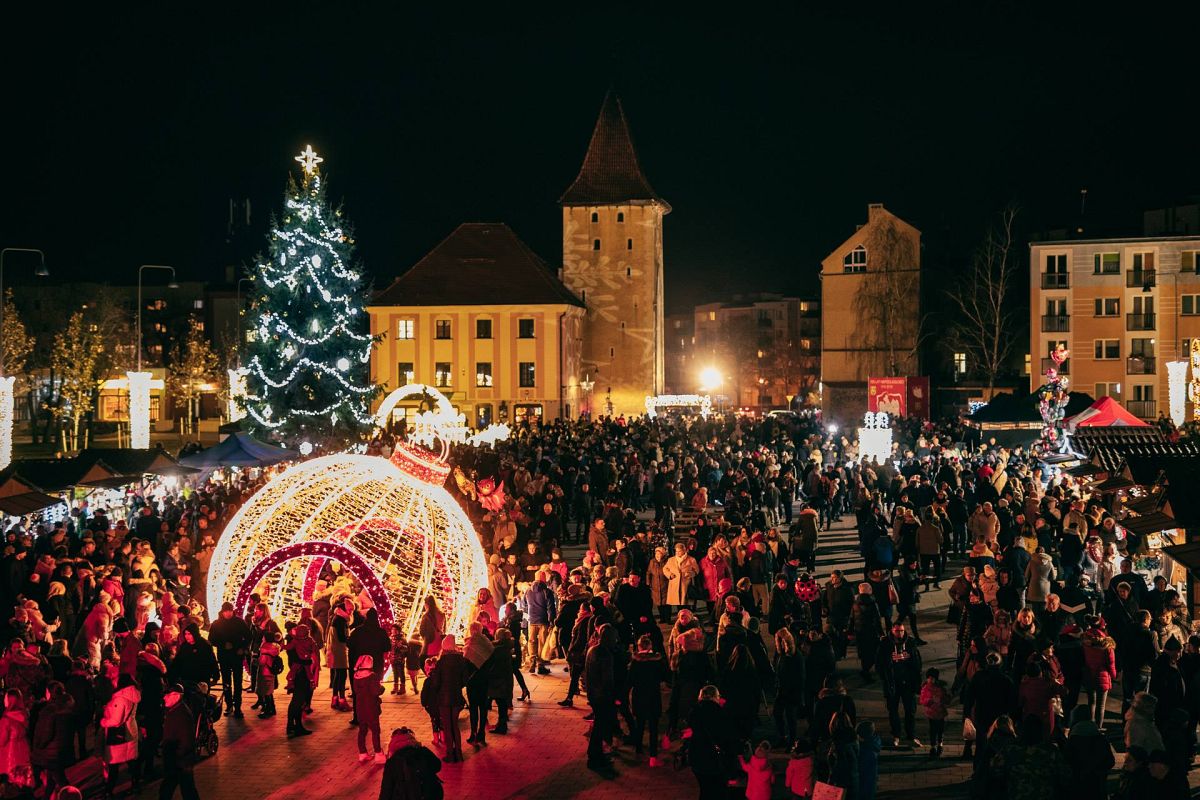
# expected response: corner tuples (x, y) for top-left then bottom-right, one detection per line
(918, 667), (949, 757)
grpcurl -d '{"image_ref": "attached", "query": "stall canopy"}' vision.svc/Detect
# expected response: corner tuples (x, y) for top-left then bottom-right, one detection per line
(178, 432), (297, 468)
(1067, 396), (1150, 431)
(0, 491), (63, 516)
(967, 390), (1095, 424)
(75, 448), (197, 478)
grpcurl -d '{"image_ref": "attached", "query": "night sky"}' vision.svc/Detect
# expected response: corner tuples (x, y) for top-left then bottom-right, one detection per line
(3, 5), (1198, 312)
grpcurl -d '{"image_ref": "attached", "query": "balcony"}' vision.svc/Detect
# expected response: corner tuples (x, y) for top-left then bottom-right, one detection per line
(1040, 357), (1070, 375)
(1041, 273), (1069, 289)
(1041, 314), (1070, 332)
(1127, 400), (1157, 419)
(1126, 312), (1157, 330)
(1126, 356), (1157, 375)
(1127, 269), (1156, 288)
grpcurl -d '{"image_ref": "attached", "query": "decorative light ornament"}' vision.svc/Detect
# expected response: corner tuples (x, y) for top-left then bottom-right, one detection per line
(227, 368), (249, 422)
(1167, 360), (1188, 427)
(644, 394), (713, 419)
(126, 371), (153, 449)
(208, 387), (492, 641)
(374, 384), (512, 449)
(857, 411), (893, 464)
(294, 144), (324, 175)
(310, 319), (320, 333)
(0, 376), (14, 471)
(1189, 339), (1200, 417)
(298, 441), (313, 456)
(337, 357), (350, 372)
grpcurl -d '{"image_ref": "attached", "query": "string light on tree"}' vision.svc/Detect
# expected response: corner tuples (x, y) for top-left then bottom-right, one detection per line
(243, 146), (380, 448)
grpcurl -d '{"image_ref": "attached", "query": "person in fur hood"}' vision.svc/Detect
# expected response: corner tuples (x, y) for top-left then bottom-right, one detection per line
(1081, 616), (1117, 729)
(1124, 691), (1165, 753)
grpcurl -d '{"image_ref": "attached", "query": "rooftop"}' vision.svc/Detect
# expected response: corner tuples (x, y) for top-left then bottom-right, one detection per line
(559, 91), (668, 209)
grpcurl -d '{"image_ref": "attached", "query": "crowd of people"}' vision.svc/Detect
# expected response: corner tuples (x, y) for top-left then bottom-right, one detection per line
(0, 412), (1195, 799)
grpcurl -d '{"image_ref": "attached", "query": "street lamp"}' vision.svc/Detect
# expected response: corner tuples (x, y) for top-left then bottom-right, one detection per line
(0, 248), (49, 376)
(0, 248), (48, 469)
(136, 264), (178, 372)
(579, 373), (595, 418)
(699, 365), (722, 392)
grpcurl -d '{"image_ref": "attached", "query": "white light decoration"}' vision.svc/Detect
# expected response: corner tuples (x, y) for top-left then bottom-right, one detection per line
(857, 411), (893, 465)
(298, 441), (313, 456)
(1167, 360), (1188, 427)
(374, 384), (511, 449)
(227, 368), (249, 422)
(644, 394), (713, 419)
(1190, 339), (1200, 420)
(336, 357), (350, 372)
(126, 371), (153, 449)
(294, 144), (324, 174)
(207, 418), (490, 641)
(0, 376), (14, 471)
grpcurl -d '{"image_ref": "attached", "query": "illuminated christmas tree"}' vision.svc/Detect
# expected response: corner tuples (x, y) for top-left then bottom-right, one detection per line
(243, 146), (379, 449)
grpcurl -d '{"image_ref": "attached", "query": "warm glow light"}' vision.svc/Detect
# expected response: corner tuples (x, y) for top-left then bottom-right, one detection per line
(126, 371), (153, 449)
(374, 384), (510, 449)
(645, 394), (712, 419)
(227, 368), (249, 422)
(857, 412), (893, 464)
(699, 366), (722, 392)
(0, 377), (14, 471)
(294, 144), (324, 175)
(1167, 360), (1188, 427)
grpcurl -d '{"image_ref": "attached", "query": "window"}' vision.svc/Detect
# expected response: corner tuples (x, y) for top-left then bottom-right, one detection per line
(1045, 254), (1067, 273)
(953, 352), (967, 374)
(1132, 252), (1155, 270)
(1182, 295), (1199, 316)
(843, 245), (867, 273)
(590, 212), (598, 223)
(396, 319), (414, 340)
(435, 362), (452, 387)
(193, 299), (204, 310)
(435, 320), (451, 339)
(1130, 338), (1155, 358)
(1133, 384), (1155, 401)
(592, 239), (601, 251)
(626, 239), (633, 251)
(1094, 253), (1120, 274)
(1046, 298), (1067, 316)
(518, 319), (535, 338)
(476, 318), (492, 339)
(1094, 298), (1120, 317)
(397, 362), (414, 387)
(626, 267), (631, 277)
(1185, 339), (1196, 357)
(1183, 251), (1199, 272)
(475, 362), (493, 387)
(1094, 339), (1120, 360)
(519, 362), (536, 388)
(1094, 382), (1120, 398)
(708, 311), (716, 321)
(617, 212), (625, 223)
(1024, 353), (1031, 375)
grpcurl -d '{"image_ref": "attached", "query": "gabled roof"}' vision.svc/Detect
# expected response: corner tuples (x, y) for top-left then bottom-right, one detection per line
(372, 224), (584, 308)
(559, 91), (668, 209)
(75, 448), (191, 477)
(0, 458), (119, 493)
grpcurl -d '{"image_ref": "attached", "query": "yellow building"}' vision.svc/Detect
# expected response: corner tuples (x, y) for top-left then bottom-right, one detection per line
(369, 223), (585, 428)
(819, 203), (922, 418)
(1029, 235), (1200, 420)
(560, 91), (669, 416)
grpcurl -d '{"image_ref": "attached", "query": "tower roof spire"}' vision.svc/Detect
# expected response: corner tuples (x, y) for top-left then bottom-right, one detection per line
(559, 91), (668, 210)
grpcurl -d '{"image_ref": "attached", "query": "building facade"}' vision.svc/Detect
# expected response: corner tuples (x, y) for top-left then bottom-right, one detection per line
(819, 203), (922, 420)
(369, 223), (585, 428)
(1029, 235), (1200, 420)
(560, 91), (669, 416)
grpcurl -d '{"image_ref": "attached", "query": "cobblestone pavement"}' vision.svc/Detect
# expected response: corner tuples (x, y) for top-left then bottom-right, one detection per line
(132, 515), (1127, 799)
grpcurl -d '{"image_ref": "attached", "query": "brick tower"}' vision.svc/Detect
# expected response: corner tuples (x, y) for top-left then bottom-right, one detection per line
(560, 91), (669, 417)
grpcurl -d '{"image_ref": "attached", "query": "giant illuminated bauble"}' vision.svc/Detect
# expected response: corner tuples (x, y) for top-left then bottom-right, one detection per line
(206, 443), (488, 640)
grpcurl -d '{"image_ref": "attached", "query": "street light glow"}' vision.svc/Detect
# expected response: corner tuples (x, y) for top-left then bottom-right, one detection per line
(699, 366), (722, 391)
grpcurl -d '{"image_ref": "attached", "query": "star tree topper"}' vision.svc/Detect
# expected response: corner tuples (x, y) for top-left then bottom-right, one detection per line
(294, 144), (324, 176)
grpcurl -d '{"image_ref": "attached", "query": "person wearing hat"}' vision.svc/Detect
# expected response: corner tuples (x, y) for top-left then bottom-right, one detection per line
(159, 684), (198, 800)
(208, 601), (252, 719)
(423, 635), (468, 762)
(1150, 636), (1186, 730)
(353, 655), (385, 764)
(379, 727), (442, 800)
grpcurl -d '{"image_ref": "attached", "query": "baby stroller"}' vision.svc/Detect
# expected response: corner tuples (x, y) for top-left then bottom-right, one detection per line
(187, 681), (224, 758)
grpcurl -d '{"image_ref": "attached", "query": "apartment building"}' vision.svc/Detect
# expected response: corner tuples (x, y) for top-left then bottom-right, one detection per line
(1030, 235), (1200, 420)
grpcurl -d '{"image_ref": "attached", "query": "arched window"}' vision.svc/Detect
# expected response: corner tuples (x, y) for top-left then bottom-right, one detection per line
(617, 212), (625, 223)
(591, 211), (599, 223)
(844, 245), (867, 273)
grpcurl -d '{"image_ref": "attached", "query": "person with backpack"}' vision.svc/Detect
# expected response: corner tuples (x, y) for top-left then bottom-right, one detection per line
(379, 726), (443, 800)
(256, 629), (282, 719)
(208, 601), (252, 719)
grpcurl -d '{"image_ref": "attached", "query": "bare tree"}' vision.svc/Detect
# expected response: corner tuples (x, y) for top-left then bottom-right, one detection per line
(945, 208), (1020, 396)
(167, 316), (219, 435)
(718, 315), (762, 406)
(852, 218), (924, 376)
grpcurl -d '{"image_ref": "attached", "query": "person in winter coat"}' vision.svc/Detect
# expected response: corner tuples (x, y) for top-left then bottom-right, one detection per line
(135, 644), (167, 778)
(828, 713), (860, 799)
(486, 629), (516, 734)
(464, 624), (495, 747)
(687, 685), (736, 800)
(159, 684), (198, 800)
(1024, 548), (1056, 608)
(256, 630), (282, 718)
(353, 655), (386, 763)
(325, 599), (353, 711)
(857, 719), (882, 800)
(1150, 638), (1187, 731)
(284, 622), (320, 737)
(101, 673), (142, 796)
(919, 668), (949, 758)
(0, 639), (47, 712)
(647, 546), (670, 623)
(1062, 706), (1115, 800)
(1124, 691), (1165, 753)
(0, 689), (31, 789)
(699, 547), (732, 615)
(1017, 660), (1059, 740)
(663, 542), (700, 613)
(418, 596), (446, 662)
(628, 634), (668, 765)
(876, 622), (923, 747)
(1080, 618), (1117, 729)
(208, 601), (252, 719)
(823, 570), (856, 658)
(965, 653), (1014, 768)
(772, 628), (805, 747)
(851, 584), (884, 681)
(668, 626), (713, 739)
(378, 727), (443, 800)
(738, 740), (775, 800)
(785, 739), (815, 799)
(426, 635), (468, 763)
(585, 623), (619, 775)
(168, 623), (218, 686)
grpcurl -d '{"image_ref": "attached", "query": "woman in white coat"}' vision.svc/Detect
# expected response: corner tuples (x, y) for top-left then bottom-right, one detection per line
(101, 673), (142, 796)
(662, 542), (700, 613)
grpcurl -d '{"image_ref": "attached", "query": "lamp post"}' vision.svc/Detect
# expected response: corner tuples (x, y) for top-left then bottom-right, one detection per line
(129, 265), (177, 448)
(0, 249), (48, 470)
(580, 373), (595, 418)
